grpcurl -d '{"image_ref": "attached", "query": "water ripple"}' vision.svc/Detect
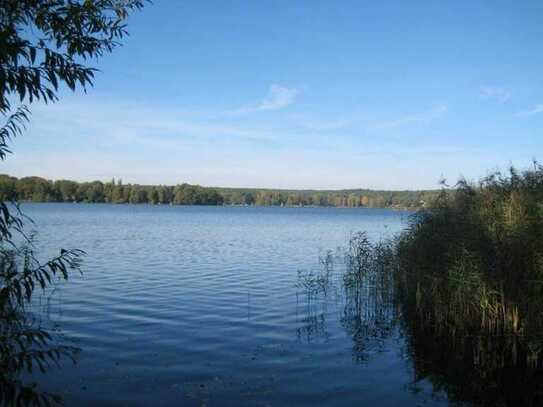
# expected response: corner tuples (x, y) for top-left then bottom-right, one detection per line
(21, 204), (445, 406)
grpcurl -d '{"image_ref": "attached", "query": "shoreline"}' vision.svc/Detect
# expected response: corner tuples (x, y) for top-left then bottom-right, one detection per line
(18, 201), (421, 211)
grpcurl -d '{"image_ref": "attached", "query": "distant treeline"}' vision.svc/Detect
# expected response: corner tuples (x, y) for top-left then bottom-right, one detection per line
(0, 175), (438, 208)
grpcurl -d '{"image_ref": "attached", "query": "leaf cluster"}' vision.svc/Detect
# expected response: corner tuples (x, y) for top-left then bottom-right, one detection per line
(0, 227), (85, 406)
(0, 0), (146, 113)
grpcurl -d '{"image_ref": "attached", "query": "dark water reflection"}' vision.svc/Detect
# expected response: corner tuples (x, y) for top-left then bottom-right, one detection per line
(405, 323), (543, 406)
(13, 204), (541, 406)
(295, 236), (543, 407)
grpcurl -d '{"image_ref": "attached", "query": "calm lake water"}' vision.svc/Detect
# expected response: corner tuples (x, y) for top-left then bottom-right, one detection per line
(23, 203), (450, 406)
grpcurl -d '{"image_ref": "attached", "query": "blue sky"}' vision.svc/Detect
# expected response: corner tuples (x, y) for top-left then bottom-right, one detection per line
(5, 1), (543, 189)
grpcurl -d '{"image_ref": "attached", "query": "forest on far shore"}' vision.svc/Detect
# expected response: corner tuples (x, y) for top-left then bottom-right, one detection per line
(0, 174), (438, 209)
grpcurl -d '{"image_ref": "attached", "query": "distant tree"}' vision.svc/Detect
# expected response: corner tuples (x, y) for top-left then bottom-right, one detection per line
(149, 187), (159, 204)
(103, 178), (115, 203)
(206, 189), (223, 205)
(129, 185), (147, 204)
(348, 193), (359, 208)
(156, 185), (170, 204)
(0, 174), (17, 201)
(111, 179), (124, 203)
(86, 181), (104, 202)
(244, 192), (255, 205)
(54, 179), (78, 202)
(15, 176), (53, 201)
(173, 184), (185, 205)
(229, 191), (243, 205)
(75, 182), (88, 202)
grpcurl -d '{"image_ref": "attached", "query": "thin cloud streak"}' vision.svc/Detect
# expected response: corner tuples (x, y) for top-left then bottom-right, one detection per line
(27, 99), (346, 157)
(232, 84), (299, 114)
(480, 86), (511, 103)
(515, 104), (543, 117)
(31, 101), (281, 143)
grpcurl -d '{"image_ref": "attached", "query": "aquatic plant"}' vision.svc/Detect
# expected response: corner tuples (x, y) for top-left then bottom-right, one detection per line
(296, 269), (331, 300)
(389, 164), (543, 405)
(396, 164), (543, 339)
(296, 233), (398, 359)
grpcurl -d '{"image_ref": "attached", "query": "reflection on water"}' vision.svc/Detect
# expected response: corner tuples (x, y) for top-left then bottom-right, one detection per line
(296, 234), (398, 364)
(296, 232), (543, 406)
(406, 321), (543, 406)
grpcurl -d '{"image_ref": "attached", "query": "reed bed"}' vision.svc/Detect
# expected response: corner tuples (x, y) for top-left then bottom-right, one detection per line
(294, 164), (543, 404)
(396, 164), (543, 342)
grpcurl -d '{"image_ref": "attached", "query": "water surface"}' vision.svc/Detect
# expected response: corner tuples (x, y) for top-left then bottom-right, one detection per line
(24, 204), (448, 406)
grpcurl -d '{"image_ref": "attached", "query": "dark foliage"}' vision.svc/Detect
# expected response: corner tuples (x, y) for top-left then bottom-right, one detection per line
(396, 164), (543, 337)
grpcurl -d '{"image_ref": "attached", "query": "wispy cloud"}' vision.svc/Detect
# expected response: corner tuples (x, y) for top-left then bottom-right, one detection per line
(29, 98), (340, 152)
(233, 84), (299, 114)
(479, 86), (511, 103)
(27, 100), (287, 154)
(515, 104), (543, 117)
(373, 104), (448, 130)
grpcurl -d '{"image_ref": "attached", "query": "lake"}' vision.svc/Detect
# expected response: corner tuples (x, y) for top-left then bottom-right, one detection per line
(24, 204), (448, 406)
